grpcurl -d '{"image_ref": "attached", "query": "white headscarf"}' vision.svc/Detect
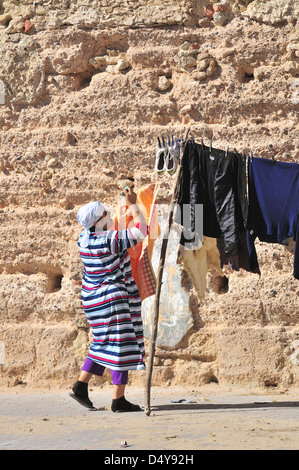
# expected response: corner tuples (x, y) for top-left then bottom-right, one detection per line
(77, 201), (105, 248)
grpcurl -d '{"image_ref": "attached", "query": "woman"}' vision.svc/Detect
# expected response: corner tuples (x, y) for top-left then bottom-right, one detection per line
(70, 187), (148, 412)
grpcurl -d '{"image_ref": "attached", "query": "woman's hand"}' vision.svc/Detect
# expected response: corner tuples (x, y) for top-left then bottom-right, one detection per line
(124, 186), (137, 206)
(123, 186), (147, 236)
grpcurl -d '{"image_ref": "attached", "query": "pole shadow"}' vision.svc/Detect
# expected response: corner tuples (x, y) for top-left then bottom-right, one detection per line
(149, 401), (299, 412)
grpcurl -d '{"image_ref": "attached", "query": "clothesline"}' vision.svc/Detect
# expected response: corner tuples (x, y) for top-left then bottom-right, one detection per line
(155, 132), (297, 167)
(144, 131), (299, 415)
(153, 132), (298, 283)
(176, 137), (298, 275)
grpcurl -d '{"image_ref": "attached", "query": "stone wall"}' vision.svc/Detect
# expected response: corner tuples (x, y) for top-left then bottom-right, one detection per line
(0, 0), (298, 390)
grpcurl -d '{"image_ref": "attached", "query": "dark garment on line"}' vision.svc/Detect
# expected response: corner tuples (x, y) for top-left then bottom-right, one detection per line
(217, 231), (260, 274)
(247, 157), (299, 280)
(177, 140), (248, 257)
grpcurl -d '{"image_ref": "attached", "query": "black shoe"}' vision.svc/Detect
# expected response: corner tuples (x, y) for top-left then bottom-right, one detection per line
(111, 396), (142, 413)
(69, 381), (96, 410)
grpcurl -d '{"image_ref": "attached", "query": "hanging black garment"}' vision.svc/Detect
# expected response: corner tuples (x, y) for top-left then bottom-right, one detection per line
(176, 140), (248, 257)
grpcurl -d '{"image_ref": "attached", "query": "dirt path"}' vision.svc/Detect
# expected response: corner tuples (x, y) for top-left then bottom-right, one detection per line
(0, 384), (298, 451)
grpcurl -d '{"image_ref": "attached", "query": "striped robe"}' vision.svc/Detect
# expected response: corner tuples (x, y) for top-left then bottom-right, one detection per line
(78, 225), (146, 371)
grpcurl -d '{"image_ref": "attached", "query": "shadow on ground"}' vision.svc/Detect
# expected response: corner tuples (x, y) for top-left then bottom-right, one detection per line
(150, 401), (299, 412)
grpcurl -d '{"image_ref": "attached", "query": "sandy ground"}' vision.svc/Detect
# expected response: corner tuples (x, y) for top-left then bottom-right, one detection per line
(0, 384), (299, 452)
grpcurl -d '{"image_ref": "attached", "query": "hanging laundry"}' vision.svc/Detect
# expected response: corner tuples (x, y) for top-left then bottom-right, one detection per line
(247, 157), (299, 280)
(115, 184), (160, 300)
(176, 139), (248, 261)
(179, 236), (225, 300)
(216, 231), (260, 274)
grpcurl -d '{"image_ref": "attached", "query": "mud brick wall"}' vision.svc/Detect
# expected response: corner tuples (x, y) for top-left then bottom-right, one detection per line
(0, 0), (298, 389)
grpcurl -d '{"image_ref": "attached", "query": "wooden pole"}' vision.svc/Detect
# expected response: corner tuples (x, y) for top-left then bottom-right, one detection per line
(144, 130), (189, 416)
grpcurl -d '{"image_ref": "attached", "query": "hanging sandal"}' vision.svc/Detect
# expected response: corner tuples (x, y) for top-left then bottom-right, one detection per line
(155, 146), (167, 173)
(155, 136), (169, 174)
(165, 135), (179, 173)
(165, 145), (178, 173)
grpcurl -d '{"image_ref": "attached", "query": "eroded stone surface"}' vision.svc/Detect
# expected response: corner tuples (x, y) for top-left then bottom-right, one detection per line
(0, 1), (298, 391)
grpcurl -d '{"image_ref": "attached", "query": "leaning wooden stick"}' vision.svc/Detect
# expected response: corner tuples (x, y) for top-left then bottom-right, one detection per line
(144, 129), (189, 416)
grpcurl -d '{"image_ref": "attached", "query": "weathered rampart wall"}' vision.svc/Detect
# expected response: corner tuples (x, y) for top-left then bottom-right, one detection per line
(0, 0), (298, 390)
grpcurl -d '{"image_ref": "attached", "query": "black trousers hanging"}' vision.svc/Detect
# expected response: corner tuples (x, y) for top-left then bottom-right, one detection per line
(176, 140), (248, 257)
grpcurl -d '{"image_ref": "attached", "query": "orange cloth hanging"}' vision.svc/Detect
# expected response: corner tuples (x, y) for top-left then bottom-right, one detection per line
(115, 184), (160, 301)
